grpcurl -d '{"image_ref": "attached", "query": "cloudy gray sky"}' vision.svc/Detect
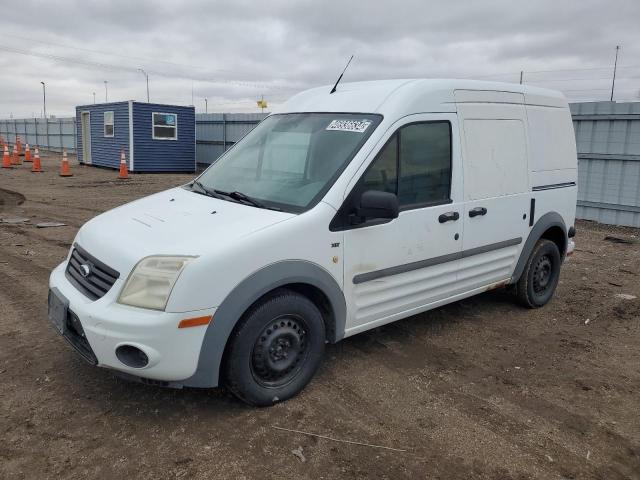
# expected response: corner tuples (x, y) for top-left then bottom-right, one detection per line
(1, 0), (639, 118)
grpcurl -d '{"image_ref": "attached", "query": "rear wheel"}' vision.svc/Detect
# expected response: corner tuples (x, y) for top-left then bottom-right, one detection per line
(516, 239), (562, 308)
(223, 289), (325, 406)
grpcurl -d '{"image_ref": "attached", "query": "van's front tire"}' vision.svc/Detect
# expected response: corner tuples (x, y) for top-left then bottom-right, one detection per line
(223, 289), (325, 406)
(516, 239), (562, 308)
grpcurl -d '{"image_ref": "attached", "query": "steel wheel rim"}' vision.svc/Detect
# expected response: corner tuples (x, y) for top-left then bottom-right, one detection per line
(533, 254), (553, 294)
(250, 314), (309, 388)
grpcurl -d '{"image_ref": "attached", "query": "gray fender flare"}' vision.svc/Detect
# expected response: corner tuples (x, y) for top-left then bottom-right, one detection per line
(183, 260), (346, 388)
(511, 211), (567, 284)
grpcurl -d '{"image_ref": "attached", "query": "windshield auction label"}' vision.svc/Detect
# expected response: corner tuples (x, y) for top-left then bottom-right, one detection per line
(326, 119), (372, 133)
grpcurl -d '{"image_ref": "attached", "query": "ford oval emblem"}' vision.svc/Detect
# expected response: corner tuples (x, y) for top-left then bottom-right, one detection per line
(80, 264), (91, 277)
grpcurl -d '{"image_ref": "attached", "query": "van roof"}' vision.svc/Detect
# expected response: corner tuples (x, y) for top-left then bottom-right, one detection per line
(276, 79), (567, 117)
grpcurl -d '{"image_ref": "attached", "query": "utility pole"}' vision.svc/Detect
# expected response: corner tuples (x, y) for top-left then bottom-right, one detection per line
(92, 92), (96, 104)
(104, 80), (108, 102)
(40, 81), (46, 119)
(610, 45), (620, 102)
(519, 71), (524, 85)
(138, 68), (149, 102)
(205, 97), (208, 114)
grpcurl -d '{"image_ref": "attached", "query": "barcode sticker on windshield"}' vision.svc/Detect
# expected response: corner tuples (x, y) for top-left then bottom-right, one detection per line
(326, 119), (372, 133)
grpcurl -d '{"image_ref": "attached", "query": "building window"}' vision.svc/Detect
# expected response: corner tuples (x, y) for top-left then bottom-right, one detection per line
(152, 112), (178, 140)
(104, 111), (114, 137)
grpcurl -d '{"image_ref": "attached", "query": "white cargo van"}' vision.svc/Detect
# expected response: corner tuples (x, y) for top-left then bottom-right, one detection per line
(49, 79), (577, 405)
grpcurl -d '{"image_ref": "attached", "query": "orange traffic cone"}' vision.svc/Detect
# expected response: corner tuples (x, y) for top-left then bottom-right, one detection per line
(31, 147), (43, 173)
(11, 144), (19, 165)
(24, 144), (32, 162)
(118, 149), (129, 179)
(60, 150), (73, 177)
(1, 144), (11, 169)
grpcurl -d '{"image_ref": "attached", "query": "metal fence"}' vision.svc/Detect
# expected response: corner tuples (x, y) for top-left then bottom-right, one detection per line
(0, 113), (267, 165)
(0, 117), (77, 153)
(572, 101), (640, 228)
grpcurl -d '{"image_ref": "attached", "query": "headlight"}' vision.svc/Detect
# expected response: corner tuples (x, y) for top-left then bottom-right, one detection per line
(118, 256), (195, 310)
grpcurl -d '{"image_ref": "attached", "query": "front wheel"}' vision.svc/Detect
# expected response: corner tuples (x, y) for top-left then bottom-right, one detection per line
(516, 239), (562, 308)
(223, 289), (325, 406)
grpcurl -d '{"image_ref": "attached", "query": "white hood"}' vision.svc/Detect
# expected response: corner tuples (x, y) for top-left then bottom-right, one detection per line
(73, 187), (294, 274)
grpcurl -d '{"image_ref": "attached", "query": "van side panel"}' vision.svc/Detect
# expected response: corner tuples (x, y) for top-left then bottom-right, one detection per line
(522, 102), (578, 263)
(525, 105), (578, 188)
(461, 118), (529, 200)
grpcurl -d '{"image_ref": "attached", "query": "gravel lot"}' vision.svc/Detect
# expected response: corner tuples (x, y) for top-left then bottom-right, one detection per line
(1, 152), (639, 479)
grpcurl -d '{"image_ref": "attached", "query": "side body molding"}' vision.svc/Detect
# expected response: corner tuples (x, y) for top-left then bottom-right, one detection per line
(183, 260), (346, 388)
(510, 211), (567, 284)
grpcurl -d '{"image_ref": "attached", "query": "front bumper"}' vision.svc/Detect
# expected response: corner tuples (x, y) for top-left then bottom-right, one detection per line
(49, 263), (216, 382)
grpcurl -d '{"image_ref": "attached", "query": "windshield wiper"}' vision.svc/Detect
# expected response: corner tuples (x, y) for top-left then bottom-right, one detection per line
(214, 189), (281, 211)
(190, 180), (224, 199)
(190, 182), (281, 211)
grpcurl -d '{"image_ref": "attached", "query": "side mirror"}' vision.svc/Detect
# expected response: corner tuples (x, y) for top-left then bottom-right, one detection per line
(356, 190), (399, 222)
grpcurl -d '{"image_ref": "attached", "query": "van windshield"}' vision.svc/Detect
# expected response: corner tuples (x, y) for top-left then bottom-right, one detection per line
(194, 113), (382, 212)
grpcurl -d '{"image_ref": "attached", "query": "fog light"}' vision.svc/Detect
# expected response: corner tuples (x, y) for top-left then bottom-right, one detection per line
(115, 345), (149, 368)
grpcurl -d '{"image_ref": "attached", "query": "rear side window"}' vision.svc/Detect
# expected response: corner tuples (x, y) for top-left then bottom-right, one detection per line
(360, 121), (452, 208)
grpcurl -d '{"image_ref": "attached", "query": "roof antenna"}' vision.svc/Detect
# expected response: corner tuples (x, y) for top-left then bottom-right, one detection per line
(330, 55), (354, 94)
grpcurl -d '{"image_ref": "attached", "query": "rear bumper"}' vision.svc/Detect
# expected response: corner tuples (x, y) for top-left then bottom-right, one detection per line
(49, 263), (216, 382)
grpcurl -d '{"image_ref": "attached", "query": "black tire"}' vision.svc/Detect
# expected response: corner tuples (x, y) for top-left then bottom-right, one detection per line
(516, 239), (562, 308)
(223, 289), (325, 406)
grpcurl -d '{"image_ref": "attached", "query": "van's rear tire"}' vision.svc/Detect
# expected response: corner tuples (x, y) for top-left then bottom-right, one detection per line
(516, 239), (561, 308)
(223, 289), (325, 406)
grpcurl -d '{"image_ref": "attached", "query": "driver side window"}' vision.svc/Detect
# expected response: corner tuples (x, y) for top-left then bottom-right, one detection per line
(360, 121), (452, 209)
(361, 134), (397, 194)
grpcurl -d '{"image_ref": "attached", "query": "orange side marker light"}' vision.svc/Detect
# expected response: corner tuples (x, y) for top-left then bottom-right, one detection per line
(178, 315), (212, 329)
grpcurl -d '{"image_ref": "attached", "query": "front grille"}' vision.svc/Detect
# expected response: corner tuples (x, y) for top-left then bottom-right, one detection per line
(65, 245), (120, 301)
(63, 310), (98, 365)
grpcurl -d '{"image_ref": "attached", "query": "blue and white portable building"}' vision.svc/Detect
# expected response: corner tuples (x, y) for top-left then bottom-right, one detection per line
(75, 101), (195, 172)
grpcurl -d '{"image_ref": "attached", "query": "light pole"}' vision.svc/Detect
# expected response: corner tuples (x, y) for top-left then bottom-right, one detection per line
(104, 80), (108, 102)
(40, 81), (46, 119)
(92, 92), (96, 104)
(610, 45), (620, 102)
(138, 68), (149, 102)
(205, 97), (208, 114)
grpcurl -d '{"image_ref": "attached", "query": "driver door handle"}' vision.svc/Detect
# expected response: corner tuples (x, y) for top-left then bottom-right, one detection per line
(438, 211), (460, 223)
(469, 207), (488, 218)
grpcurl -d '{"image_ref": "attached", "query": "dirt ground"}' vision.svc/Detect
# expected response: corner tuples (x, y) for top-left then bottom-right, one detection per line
(1, 152), (639, 480)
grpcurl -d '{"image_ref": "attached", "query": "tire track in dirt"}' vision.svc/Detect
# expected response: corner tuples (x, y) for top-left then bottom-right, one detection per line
(0, 187), (25, 210)
(345, 329), (639, 479)
(26, 198), (105, 215)
(316, 365), (545, 478)
(1, 225), (74, 250)
(277, 372), (486, 479)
